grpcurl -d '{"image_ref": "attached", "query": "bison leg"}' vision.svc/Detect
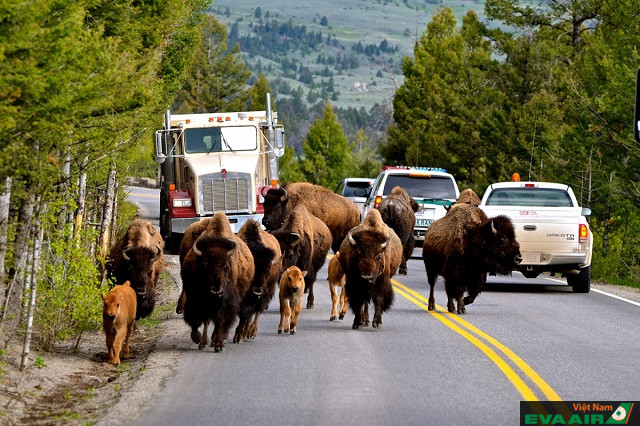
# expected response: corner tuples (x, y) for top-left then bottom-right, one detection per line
(463, 272), (486, 307)
(233, 315), (248, 344)
(290, 300), (303, 335)
(245, 314), (259, 340)
(279, 299), (291, 334)
(197, 321), (210, 350)
(122, 320), (134, 360)
(176, 289), (186, 314)
(305, 276), (315, 309)
(338, 286), (348, 320)
(211, 320), (228, 353)
(428, 282), (436, 311)
(329, 282), (339, 321)
(399, 258), (408, 276)
(456, 295), (466, 314)
(361, 301), (370, 327)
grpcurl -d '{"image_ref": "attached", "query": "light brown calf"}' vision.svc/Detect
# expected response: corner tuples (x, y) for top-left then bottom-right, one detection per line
(278, 266), (307, 335)
(328, 253), (348, 321)
(102, 281), (137, 365)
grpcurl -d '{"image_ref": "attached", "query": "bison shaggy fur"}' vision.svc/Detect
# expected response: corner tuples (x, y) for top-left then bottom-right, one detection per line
(338, 209), (403, 330)
(262, 182), (360, 253)
(233, 219), (283, 342)
(278, 266), (307, 335)
(377, 186), (418, 275)
(422, 204), (522, 314)
(180, 212), (254, 352)
(107, 219), (165, 319)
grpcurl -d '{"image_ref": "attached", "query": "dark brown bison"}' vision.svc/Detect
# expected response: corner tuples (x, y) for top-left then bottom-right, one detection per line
(422, 204), (522, 314)
(456, 188), (481, 206)
(377, 186), (418, 275)
(338, 209), (402, 330)
(271, 204), (332, 309)
(262, 182), (360, 253)
(180, 212), (254, 352)
(233, 219), (282, 342)
(107, 219), (165, 319)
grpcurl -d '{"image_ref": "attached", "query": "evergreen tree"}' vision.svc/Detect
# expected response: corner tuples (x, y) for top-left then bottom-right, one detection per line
(298, 102), (352, 188)
(248, 73), (274, 111)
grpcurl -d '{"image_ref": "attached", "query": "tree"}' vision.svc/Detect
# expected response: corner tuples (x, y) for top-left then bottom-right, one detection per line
(298, 102), (352, 188)
(248, 73), (274, 111)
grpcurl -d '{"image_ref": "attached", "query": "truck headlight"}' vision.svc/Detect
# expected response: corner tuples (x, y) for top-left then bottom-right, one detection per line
(173, 198), (192, 208)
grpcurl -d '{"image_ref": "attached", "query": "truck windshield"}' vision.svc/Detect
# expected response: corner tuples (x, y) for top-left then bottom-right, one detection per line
(383, 175), (457, 200)
(185, 126), (257, 153)
(485, 188), (574, 207)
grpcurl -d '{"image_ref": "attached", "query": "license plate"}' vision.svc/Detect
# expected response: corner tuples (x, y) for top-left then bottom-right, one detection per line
(522, 252), (541, 264)
(416, 219), (433, 227)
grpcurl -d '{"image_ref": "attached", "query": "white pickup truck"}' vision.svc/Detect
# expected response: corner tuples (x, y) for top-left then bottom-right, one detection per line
(479, 180), (593, 293)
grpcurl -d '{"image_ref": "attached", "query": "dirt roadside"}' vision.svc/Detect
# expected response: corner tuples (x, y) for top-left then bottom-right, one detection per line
(0, 262), (638, 425)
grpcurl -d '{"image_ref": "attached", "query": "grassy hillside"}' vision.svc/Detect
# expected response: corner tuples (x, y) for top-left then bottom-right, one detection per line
(210, 0), (487, 112)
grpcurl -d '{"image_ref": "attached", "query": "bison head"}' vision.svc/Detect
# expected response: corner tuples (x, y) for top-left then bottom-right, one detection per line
(271, 231), (311, 272)
(192, 236), (238, 297)
(121, 245), (162, 298)
(262, 187), (290, 230)
(477, 215), (522, 275)
(247, 244), (281, 298)
(345, 228), (389, 284)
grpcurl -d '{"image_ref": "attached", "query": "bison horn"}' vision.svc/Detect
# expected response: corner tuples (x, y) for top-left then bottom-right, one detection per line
(192, 241), (203, 256)
(381, 238), (388, 249)
(290, 233), (301, 247)
(491, 220), (497, 235)
(272, 253), (284, 265)
(280, 187), (289, 202)
(226, 239), (238, 256)
(347, 230), (356, 246)
(152, 246), (162, 261)
(122, 249), (131, 262)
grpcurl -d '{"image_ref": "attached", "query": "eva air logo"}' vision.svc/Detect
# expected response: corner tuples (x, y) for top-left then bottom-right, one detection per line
(606, 403), (634, 424)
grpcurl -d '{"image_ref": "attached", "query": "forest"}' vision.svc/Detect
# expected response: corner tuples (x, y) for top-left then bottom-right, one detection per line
(0, 0), (639, 364)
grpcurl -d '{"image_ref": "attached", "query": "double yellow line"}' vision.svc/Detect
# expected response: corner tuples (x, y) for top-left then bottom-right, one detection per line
(392, 280), (561, 402)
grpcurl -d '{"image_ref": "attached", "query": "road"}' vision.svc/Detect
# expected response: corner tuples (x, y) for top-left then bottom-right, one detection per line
(124, 187), (640, 426)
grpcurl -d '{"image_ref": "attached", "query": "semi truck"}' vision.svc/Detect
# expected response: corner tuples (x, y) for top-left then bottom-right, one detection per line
(154, 94), (285, 253)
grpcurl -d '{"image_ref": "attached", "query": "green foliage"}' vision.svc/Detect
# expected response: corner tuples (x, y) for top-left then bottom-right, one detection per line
(33, 356), (47, 368)
(298, 102), (352, 188)
(35, 227), (104, 351)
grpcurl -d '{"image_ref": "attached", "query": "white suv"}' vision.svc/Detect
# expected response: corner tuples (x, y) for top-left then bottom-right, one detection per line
(361, 166), (460, 243)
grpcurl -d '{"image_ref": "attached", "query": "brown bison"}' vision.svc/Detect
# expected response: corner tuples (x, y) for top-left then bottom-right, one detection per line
(377, 186), (419, 275)
(107, 219), (165, 319)
(262, 182), (360, 253)
(233, 219), (283, 343)
(328, 253), (348, 321)
(456, 188), (481, 206)
(180, 212), (254, 352)
(271, 204), (332, 309)
(278, 266), (307, 335)
(422, 204), (522, 314)
(102, 281), (137, 365)
(338, 209), (403, 330)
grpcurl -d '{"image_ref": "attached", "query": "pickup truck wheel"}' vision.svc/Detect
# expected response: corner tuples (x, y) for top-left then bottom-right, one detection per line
(568, 265), (590, 293)
(169, 232), (182, 255)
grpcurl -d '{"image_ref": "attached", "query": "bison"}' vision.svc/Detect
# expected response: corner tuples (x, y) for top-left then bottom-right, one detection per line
(328, 253), (348, 321)
(262, 182), (360, 253)
(278, 266), (307, 335)
(377, 186), (419, 275)
(180, 212), (254, 352)
(338, 209), (403, 330)
(107, 219), (165, 319)
(271, 204), (332, 309)
(233, 219), (283, 343)
(422, 203), (522, 314)
(455, 188), (481, 206)
(102, 281), (137, 365)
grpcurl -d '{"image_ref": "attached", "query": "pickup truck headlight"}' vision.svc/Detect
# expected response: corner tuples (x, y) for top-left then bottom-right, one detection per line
(173, 198), (193, 208)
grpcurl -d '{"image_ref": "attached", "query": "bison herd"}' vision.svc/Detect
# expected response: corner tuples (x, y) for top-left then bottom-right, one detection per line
(102, 183), (522, 360)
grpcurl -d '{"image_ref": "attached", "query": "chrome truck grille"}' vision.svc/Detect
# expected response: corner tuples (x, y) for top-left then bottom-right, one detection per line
(199, 172), (251, 215)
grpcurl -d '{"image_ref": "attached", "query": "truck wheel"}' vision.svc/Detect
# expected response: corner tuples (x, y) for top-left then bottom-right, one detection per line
(568, 265), (590, 293)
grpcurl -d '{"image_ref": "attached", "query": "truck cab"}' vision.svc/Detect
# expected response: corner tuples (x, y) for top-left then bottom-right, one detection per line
(155, 95), (284, 252)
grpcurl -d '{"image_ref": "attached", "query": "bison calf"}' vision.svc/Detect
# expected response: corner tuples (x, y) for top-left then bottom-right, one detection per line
(278, 266), (307, 335)
(102, 281), (137, 365)
(328, 253), (348, 321)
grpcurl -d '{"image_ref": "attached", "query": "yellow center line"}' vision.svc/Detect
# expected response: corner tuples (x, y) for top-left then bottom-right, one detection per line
(393, 279), (562, 401)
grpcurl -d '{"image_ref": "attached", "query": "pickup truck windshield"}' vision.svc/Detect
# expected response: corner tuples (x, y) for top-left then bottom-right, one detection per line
(383, 175), (457, 200)
(185, 126), (257, 153)
(485, 188), (574, 207)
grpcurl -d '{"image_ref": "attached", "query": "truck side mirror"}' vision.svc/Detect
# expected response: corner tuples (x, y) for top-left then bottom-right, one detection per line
(274, 127), (285, 157)
(154, 132), (166, 164)
(635, 66), (640, 143)
(581, 207), (592, 217)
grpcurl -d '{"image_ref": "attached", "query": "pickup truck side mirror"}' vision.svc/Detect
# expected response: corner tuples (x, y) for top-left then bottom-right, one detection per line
(581, 207), (592, 217)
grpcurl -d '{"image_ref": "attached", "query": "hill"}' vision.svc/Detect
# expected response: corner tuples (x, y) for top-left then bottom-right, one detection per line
(210, 0), (487, 151)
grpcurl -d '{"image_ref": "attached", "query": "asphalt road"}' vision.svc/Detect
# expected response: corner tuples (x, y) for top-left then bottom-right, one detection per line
(123, 187), (640, 426)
